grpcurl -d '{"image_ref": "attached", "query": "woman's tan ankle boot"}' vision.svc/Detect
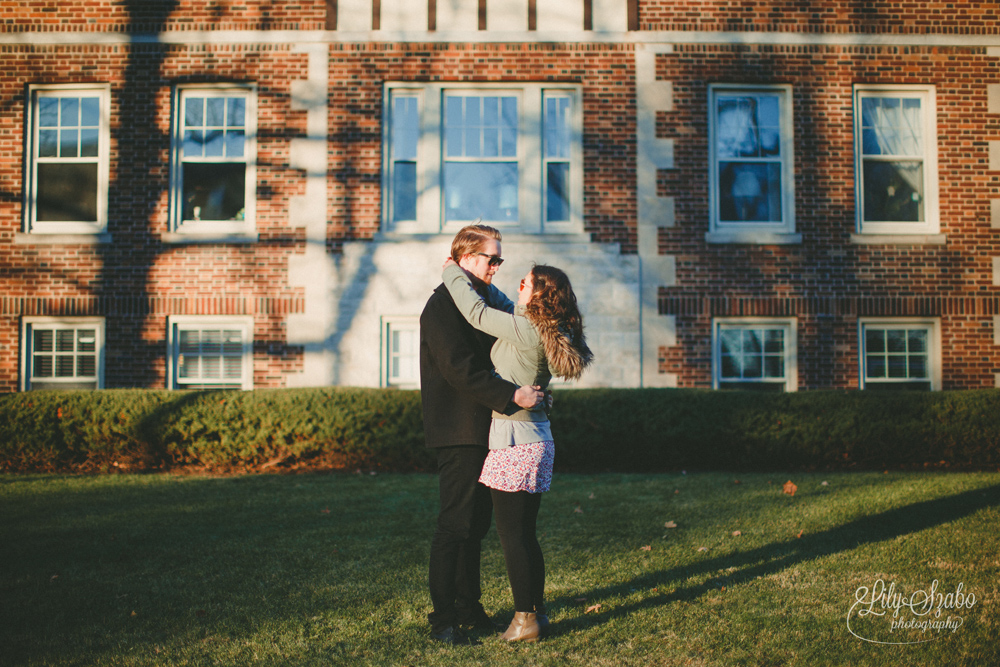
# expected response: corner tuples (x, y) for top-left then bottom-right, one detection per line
(501, 611), (540, 642)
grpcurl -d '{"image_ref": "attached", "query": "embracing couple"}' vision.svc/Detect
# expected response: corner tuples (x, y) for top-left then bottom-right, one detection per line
(419, 224), (593, 645)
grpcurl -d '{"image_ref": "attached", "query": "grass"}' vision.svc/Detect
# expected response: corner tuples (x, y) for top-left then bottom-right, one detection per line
(1, 471), (998, 666)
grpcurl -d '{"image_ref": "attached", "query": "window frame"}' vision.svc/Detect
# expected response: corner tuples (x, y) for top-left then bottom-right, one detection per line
(169, 84), (258, 237)
(707, 84), (796, 241)
(853, 85), (940, 236)
(380, 316), (421, 389)
(20, 316), (106, 391)
(858, 318), (941, 391)
(23, 84), (111, 235)
(712, 318), (798, 392)
(381, 82), (583, 236)
(166, 315), (254, 390)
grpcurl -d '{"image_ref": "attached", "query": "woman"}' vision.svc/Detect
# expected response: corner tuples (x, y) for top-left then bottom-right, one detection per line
(441, 259), (593, 642)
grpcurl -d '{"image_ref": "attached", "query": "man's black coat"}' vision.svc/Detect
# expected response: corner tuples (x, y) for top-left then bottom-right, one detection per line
(419, 283), (516, 448)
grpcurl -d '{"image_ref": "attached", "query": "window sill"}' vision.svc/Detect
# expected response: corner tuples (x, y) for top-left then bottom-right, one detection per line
(161, 232), (259, 244)
(850, 234), (946, 245)
(705, 231), (802, 245)
(15, 232), (112, 245)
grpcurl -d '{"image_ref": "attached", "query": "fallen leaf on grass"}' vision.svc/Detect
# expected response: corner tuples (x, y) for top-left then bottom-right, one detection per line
(796, 530), (804, 538)
(697, 546), (709, 552)
(588, 492), (595, 499)
(731, 530), (742, 537)
(585, 604), (602, 614)
(640, 545), (652, 551)
(782, 480), (798, 496)
(574, 507), (584, 514)
(320, 508), (330, 514)
(821, 481), (829, 486)
(664, 521), (678, 529)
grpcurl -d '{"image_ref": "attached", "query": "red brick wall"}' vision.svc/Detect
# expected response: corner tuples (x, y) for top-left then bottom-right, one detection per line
(638, 1), (1000, 34)
(0, 1), (328, 32)
(0, 43), (310, 390)
(655, 43), (1000, 389)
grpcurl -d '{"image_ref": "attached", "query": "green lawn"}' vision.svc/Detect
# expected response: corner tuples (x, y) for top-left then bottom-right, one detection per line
(1, 471), (998, 666)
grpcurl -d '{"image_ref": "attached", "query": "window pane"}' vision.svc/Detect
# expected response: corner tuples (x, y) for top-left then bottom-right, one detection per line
(39, 97), (59, 127)
(866, 355), (886, 378)
(861, 96), (922, 156)
(223, 356), (243, 380)
(77, 330), (97, 352)
(56, 329), (75, 352)
(721, 355), (739, 379)
(203, 129), (224, 158)
(908, 330), (927, 353)
(546, 163), (570, 222)
(742, 330), (762, 355)
(56, 355), (75, 378)
(718, 162), (782, 223)
(185, 98), (204, 127)
(227, 97), (246, 127)
(36, 163), (98, 222)
(225, 129), (245, 159)
(222, 331), (243, 355)
(742, 355), (763, 378)
(862, 161), (923, 222)
(887, 355), (908, 378)
(764, 355), (784, 378)
(763, 329), (784, 354)
(179, 330), (199, 355)
(80, 128), (99, 158)
(206, 97), (226, 127)
(34, 329), (54, 353)
(545, 96), (571, 159)
(202, 356), (221, 378)
(33, 354), (54, 378)
(60, 129), (79, 158)
(392, 161), (417, 222)
(717, 97), (761, 159)
(60, 98), (80, 127)
(392, 96), (419, 161)
(444, 162), (518, 222)
(865, 329), (885, 353)
(183, 130), (205, 158)
(38, 129), (58, 158)
(908, 356), (927, 379)
(182, 163), (246, 221)
(77, 354), (96, 377)
(80, 97), (100, 127)
(886, 330), (907, 353)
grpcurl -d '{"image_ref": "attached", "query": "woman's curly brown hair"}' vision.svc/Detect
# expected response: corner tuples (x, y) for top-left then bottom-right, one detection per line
(523, 265), (594, 380)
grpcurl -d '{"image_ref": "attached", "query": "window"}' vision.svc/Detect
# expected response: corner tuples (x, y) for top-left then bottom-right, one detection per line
(167, 316), (254, 390)
(24, 85), (110, 234)
(21, 318), (104, 390)
(854, 86), (939, 235)
(383, 83), (582, 234)
(713, 319), (797, 391)
(860, 319), (940, 391)
(381, 316), (420, 389)
(171, 86), (257, 236)
(708, 85), (796, 242)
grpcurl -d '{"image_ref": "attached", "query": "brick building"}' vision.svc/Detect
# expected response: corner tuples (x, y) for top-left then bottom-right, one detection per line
(1, 1), (999, 393)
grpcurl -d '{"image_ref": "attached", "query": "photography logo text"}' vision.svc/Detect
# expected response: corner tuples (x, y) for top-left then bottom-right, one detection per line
(847, 579), (976, 645)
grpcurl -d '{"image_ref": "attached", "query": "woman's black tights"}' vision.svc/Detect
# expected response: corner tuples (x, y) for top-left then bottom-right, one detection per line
(491, 489), (545, 614)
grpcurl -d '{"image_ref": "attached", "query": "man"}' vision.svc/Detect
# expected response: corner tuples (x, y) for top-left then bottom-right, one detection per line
(420, 224), (544, 645)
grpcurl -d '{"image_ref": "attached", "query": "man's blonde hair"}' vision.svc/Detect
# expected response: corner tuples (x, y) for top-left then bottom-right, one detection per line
(450, 224), (503, 262)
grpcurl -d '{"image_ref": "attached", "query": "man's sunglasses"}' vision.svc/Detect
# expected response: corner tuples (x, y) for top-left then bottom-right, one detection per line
(475, 252), (504, 267)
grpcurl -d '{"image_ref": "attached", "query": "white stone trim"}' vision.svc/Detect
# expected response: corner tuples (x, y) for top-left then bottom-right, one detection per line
(5, 30), (1000, 48)
(992, 199), (1000, 229)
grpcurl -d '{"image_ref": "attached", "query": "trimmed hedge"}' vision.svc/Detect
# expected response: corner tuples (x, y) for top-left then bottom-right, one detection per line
(1, 387), (999, 474)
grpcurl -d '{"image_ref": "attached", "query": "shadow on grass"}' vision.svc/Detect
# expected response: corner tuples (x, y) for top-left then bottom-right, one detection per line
(551, 483), (1000, 634)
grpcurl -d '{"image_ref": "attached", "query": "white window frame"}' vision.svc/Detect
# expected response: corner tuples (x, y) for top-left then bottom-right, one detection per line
(23, 84), (111, 235)
(859, 318), (941, 391)
(167, 315), (254, 390)
(853, 85), (940, 236)
(169, 84), (257, 237)
(712, 318), (798, 392)
(381, 82), (583, 235)
(707, 84), (797, 244)
(380, 316), (420, 389)
(20, 317), (105, 391)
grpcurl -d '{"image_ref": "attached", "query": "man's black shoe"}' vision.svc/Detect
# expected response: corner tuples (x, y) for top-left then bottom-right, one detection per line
(458, 609), (503, 633)
(430, 626), (478, 646)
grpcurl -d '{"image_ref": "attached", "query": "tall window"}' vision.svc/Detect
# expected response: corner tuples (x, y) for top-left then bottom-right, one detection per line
(854, 86), (939, 235)
(383, 83), (582, 235)
(171, 86), (256, 235)
(167, 316), (254, 390)
(713, 319), (797, 391)
(21, 318), (105, 390)
(708, 85), (795, 240)
(24, 85), (110, 234)
(860, 320), (939, 390)
(381, 316), (420, 389)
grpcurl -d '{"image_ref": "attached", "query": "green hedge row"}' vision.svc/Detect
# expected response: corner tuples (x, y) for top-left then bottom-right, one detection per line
(1, 388), (998, 474)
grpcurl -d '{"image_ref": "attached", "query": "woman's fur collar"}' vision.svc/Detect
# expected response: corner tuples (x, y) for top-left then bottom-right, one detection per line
(530, 315), (594, 381)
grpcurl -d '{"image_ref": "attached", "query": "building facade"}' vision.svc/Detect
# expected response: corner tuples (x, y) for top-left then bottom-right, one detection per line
(1, 1), (999, 393)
